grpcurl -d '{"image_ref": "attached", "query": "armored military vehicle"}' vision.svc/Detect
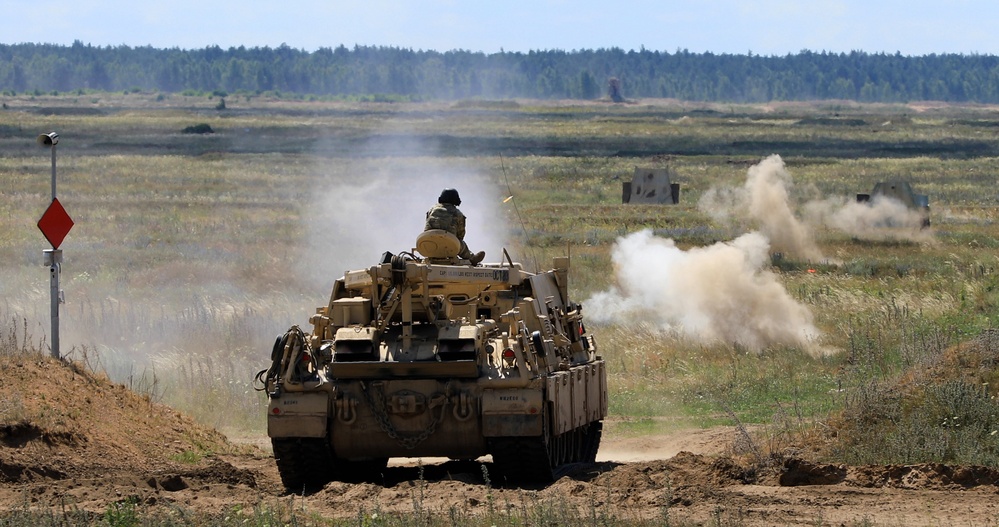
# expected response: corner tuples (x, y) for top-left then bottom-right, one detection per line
(258, 230), (606, 489)
(857, 181), (930, 227)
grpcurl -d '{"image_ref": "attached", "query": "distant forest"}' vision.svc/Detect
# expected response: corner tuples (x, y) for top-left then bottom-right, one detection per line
(4, 41), (999, 103)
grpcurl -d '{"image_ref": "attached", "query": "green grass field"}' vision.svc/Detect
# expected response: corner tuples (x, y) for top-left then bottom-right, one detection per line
(3, 92), (999, 469)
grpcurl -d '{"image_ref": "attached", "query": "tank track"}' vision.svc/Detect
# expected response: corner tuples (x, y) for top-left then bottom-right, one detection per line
(335, 457), (390, 483)
(582, 421), (603, 463)
(489, 421), (603, 484)
(271, 437), (335, 492)
(489, 436), (554, 483)
(272, 437), (389, 491)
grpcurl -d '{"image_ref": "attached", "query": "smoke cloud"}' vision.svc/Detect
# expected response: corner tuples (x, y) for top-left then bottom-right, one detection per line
(586, 229), (820, 353)
(699, 154), (825, 262)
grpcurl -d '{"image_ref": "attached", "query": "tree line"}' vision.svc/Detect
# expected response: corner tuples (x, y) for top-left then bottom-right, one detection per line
(3, 41), (999, 103)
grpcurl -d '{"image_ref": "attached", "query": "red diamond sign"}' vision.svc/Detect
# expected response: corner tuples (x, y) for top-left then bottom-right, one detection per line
(37, 198), (74, 249)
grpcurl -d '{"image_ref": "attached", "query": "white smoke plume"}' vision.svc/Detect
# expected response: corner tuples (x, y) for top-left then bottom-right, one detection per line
(699, 154), (826, 262)
(586, 229), (820, 353)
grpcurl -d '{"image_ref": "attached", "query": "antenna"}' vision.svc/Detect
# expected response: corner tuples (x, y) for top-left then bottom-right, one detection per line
(499, 154), (539, 272)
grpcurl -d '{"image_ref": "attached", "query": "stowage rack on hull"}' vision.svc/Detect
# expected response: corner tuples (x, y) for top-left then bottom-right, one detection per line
(257, 234), (607, 490)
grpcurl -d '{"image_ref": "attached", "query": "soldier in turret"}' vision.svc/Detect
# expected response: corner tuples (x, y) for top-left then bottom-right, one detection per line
(425, 188), (485, 265)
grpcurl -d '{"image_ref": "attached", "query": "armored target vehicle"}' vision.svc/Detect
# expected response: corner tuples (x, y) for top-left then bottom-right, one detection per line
(857, 181), (930, 227)
(622, 167), (680, 204)
(258, 229), (606, 489)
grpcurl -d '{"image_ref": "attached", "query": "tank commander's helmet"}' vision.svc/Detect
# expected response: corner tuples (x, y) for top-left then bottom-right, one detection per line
(439, 188), (461, 206)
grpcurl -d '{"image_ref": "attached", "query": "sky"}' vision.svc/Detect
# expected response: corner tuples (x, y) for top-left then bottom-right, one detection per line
(2, 0), (999, 56)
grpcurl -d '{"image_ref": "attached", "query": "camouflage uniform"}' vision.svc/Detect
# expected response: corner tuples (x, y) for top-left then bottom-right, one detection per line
(425, 203), (473, 259)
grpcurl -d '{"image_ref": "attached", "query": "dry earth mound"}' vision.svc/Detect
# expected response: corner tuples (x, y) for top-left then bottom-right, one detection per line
(0, 355), (264, 513)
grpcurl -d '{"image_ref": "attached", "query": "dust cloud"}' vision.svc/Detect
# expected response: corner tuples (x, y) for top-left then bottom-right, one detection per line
(701, 154), (931, 248)
(586, 230), (819, 353)
(699, 154), (825, 262)
(804, 195), (931, 241)
(587, 153), (935, 353)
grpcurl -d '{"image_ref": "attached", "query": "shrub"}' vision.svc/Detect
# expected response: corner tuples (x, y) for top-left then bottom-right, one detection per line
(182, 123), (215, 134)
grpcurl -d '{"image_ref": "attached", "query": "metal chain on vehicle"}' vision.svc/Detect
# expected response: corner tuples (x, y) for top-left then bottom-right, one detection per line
(360, 380), (451, 449)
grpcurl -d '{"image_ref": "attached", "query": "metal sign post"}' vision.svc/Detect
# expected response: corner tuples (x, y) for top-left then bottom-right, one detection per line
(35, 132), (72, 359)
(43, 248), (62, 358)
